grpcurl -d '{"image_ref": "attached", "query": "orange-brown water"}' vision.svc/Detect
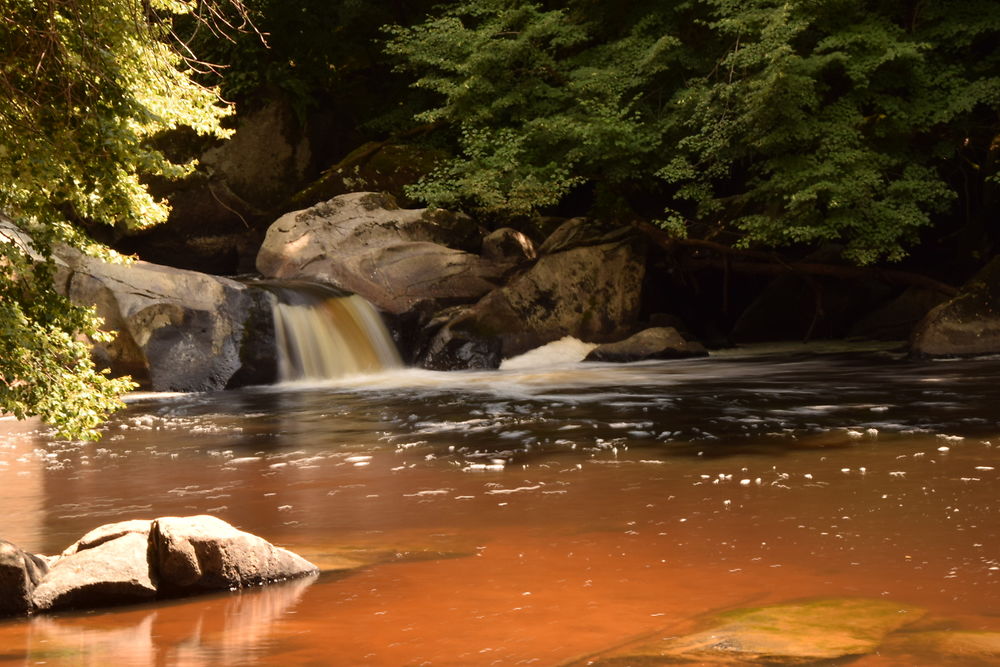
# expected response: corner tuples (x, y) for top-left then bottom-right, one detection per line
(1, 348), (998, 665)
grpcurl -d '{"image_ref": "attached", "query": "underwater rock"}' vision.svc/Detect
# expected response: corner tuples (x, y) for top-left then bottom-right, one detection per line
(592, 597), (925, 664)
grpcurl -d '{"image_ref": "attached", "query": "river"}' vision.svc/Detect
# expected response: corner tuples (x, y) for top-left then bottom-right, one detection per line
(1, 344), (998, 664)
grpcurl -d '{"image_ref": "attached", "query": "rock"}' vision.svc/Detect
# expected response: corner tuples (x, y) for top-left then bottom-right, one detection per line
(289, 142), (448, 210)
(56, 247), (277, 391)
(150, 515), (318, 595)
(911, 257), (1000, 356)
(482, 227), (536, 264)
(730, 246), (894, 342)
(0, 539), (49, 616)
(256, 192), (505, 314)
(882, 630), (1000, 662)
(850, 287), (949, 341)
(114, 98), (333, 274)
(595, 597), (924, 664)
(32, 533), (156, 612)
(61, 520), (153, 557)
(418, 311), (503, 370)
(585, 327), (707, 362)
(424, 219), (646, 363)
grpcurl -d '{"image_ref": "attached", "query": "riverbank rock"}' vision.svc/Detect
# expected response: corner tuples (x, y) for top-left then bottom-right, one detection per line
(56, 247), (276, 391)
(592, 597), (925, 664)
(151, 515), (318, 594)
(256, 192), (508, 314)
(585, 327), (707, 362)
(423, 219), (646, 365)
(911, 256), (1000, 357)
(0, 516), (319, 617)
(0, 540), (49, 616)
(32, 532), (156, 612)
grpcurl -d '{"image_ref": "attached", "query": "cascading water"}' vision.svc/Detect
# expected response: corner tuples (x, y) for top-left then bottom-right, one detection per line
(263, 282), (402, 382)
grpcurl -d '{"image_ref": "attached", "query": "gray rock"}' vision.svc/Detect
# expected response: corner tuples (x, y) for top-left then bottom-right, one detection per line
(585, 327), (707, 362)
(55, 247), (276, 391)
(32, 533), (156, 612)
(850, 287), (948, 341)
(912, 257), (1000, 357)
(255, 192), (504, 314)
(482, 227), (536, 264)
(0, 539), (49, 616)
(61, 519), (153, 556)
(425, 220), (646, 362)
(593, 597), (924, 665)
(150, 515), (318, 594)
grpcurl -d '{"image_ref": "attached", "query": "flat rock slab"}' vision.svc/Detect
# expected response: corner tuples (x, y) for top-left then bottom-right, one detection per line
(151, 515), (318, 594)
(594, 597), (925, 664)
(32, 533), (155, 612)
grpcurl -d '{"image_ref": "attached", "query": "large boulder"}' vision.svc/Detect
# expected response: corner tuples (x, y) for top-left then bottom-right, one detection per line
(256, 192), (508, 314)
(31, 532), (156, 612)
(1, 516), (319, 617)
(423, 219), (646, 365)
(0, 539), (49, 616)
(150, 515), (318, 595)
(585, 327), (707, 362)
(56, 247), (276, 391)
(911, 256), (1000, 356)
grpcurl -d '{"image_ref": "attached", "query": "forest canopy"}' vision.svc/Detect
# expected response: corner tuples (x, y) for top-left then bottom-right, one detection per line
(387, 0), (999, 265)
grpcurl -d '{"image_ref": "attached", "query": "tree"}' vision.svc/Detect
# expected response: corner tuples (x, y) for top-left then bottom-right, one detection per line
(0, 0), (235, 439)
(386, 0), (1000, 264)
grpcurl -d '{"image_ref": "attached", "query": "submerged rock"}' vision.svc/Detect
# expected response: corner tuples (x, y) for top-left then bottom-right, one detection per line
(594, 597), (925, 664)
(151, 515), (318, 594)
(585, 327), (707, 362)
(882, 630), (1000, 662)
(32, 533), (156, 612)
(912, 256), (1000, 357)
(0, 539), (49, 616)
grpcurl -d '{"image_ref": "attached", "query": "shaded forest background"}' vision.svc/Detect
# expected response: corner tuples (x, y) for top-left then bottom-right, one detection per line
(1, 0), (998, 436)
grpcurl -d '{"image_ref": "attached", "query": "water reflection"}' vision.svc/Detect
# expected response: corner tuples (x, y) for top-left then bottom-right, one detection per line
(3, 575), (317, 665)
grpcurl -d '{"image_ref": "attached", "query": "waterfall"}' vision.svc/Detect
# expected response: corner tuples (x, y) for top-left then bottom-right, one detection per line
(264, 282), (402, 382)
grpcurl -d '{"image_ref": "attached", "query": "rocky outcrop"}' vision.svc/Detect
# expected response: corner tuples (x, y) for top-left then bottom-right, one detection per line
(423, 219), (647, 365)
(481, 227), (536, 264)
(911, 257), (1000, 357)
(0, 540), (49, 616)
(256, 192), (507, 314)
(151, 515), (317, 595)
(0, 516), (318, 617)
(32, 532), (156, 612)
(585, 327), (707, 362)
(592, 597), (925, 664)
(56, 247), (276, 391)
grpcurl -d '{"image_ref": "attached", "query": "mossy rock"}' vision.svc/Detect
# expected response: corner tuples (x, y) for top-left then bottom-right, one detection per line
(592, 597), (925, 665)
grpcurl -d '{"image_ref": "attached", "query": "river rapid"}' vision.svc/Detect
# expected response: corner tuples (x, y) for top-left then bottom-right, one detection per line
(1, 343), (998, 665)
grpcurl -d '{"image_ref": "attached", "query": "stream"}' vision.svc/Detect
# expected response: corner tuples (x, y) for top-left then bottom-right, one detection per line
(1, 344), (998, 664)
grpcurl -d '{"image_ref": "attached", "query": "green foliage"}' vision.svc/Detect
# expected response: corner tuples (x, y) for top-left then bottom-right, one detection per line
(387, 0), (1000, 264)
(0, 0), (232, 438)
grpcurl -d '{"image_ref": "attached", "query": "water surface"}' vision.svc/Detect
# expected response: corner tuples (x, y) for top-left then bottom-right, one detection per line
(1, 346), (998, 664)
